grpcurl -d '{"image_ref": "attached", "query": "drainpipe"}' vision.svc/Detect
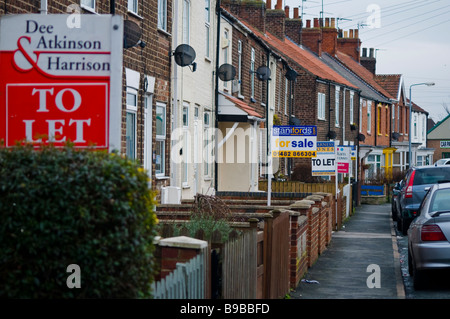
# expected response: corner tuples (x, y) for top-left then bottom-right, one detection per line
(110, 0), (115, 14)
(214, 0), (221, 192)
(40, 0), (47, 14)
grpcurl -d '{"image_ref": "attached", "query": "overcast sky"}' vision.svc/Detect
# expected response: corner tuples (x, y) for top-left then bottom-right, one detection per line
(279, 0), (450, 122)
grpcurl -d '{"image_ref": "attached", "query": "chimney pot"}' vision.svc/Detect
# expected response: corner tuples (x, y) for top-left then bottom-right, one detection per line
(349, 29), (354, 38)
(306, 20), (311, 28)
(325, 18), (330, 27)
(293, 7), (299, 19)
(344, 30), (348, 38)
(362, 48), (367, 57)
(354, 29), (359, 38)
(314, 18), (319, 28)
(267, 0), (272, 10)
(275, 0), (282, 10)
(331, 18), (336, 28)
(370, 48), (374, 58)
(285, 5), (290, 18)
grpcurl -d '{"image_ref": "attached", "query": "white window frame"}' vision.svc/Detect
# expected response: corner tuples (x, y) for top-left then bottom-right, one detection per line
(349, 91), (354, 125)
(143, 94), (153, 184)
(158, 0), (167, 31)
(203, 110), (211, 177)
(183, 103), (189, 127)
(318, 92), (325, 120)
(205, 0), (211, 58)
(128, 0), (138, 14)
(125, 68), (139, 160)
(284, 78), (289, 115)
(80, 0), (95, 11)
(250, 47), (255, 99)
(183, 0), (190, 45)
(155, 102), (166, 177)
(237, 40), (242, 95)
(335, 86), (340, 127)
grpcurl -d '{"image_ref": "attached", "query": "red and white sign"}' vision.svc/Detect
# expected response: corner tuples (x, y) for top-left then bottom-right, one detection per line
(0, 14), (123, 150)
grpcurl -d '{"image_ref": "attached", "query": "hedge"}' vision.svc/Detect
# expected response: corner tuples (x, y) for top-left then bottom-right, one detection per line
(0, 145), (158, 298)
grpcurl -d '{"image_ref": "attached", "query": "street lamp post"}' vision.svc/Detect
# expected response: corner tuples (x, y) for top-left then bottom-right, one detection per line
(408, 82), (435, 168)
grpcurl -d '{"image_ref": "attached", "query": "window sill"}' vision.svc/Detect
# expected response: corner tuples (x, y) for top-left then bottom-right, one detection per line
(81, 5), (97, 14)
(155, 175), (170, 180)
(128, 10), (143, 20)
(157, 28), (171, 37)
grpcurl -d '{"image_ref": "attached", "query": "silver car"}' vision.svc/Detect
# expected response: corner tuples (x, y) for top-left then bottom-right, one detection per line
(408, 181), (450, 289)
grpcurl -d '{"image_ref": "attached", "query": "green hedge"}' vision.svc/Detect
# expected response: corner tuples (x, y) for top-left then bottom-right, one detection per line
(0, 145), (158, 298)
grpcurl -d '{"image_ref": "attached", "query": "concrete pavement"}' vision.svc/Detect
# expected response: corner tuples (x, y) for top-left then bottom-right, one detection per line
(291, 203), (405, 299)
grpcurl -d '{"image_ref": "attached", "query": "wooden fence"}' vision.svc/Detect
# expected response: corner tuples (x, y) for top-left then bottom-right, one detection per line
(222, 228), (258, 299)
(264, 210), (290, 299)
(152, 253), (205, 299)
(258, 181), (346, 195)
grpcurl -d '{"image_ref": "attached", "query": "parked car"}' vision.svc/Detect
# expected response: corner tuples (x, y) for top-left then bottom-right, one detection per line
(398, 166), (450, 235)
(391, 179), (404, 221)
(408, 181), (450, 289)
(434, 158), (450, 166)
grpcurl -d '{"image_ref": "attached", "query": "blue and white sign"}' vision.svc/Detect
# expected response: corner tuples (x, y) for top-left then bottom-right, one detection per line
(271, 126), (317, 158)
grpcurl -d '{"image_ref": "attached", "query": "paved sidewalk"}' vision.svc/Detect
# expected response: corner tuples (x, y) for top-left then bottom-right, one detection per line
(291, 203), (404, 299)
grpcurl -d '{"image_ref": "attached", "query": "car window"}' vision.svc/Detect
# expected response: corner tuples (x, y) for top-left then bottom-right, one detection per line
(419, 187), (433, 215)
(430, 188), (450, 212)
(413, 168), (450, 186)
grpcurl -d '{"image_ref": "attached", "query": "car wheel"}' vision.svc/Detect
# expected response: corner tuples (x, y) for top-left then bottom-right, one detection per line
(409, 249), (427, 290)
(408, 248), (413, 277)
(401, 219), (409, 236)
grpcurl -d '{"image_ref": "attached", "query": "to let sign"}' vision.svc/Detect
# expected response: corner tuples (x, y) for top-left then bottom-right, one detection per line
(0, 14), (123, 150)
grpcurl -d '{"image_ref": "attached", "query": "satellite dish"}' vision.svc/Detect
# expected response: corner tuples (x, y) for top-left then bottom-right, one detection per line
(218, 63), (236, 81)
(256, 66), (271, 81)
(285, 68), (298, 81)
(173, 44), (196, 67)
(358, 133), (366, 142)
(391, 132), (400, 141)
(123, 20), (142, 49)
(327, 130), (337, 139)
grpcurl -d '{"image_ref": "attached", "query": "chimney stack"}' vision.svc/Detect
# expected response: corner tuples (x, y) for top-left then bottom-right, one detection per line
(266, 3), (286, 39)
(337, 28), (361, 62)
(361, 47), (377, 74)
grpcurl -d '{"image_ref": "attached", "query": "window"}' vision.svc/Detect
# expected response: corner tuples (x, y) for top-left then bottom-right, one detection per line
(237, 40), (242, 94)
(81, 0), (95, 10)
(183, 0), (190, 44)
(250, 47), (255, 99)
(422, 117), (426, 140)
(156, 103), (166, 176)
(414, 114), (418, 138)
(377, 104), (382, 135)
(204, 110), (211, 176)
(335, 86), (340, 127)
(126, 109), (136, 159)
(367, 101), (372, 133)
(284, 78), (288, 115)
(397, 105), (400, 133)
(318, 93), (326, 120)
(128, 0), (138, 14)
(392, 103), (395, 131)
(349, 92), (354, 125)
(126, 68), (139, 160)
(158, 0), (167, 31)
(183, 103), (189, 127)
(359, 98), (363, 132)
(205, 0), (210, 58)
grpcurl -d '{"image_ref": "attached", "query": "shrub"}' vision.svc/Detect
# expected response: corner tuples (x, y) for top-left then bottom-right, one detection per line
(0, 145), (158, 298)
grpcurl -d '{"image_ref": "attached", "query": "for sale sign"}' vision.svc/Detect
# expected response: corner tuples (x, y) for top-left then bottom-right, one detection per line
(336, 146), (351, 174)
(0, 14), (123, 150)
